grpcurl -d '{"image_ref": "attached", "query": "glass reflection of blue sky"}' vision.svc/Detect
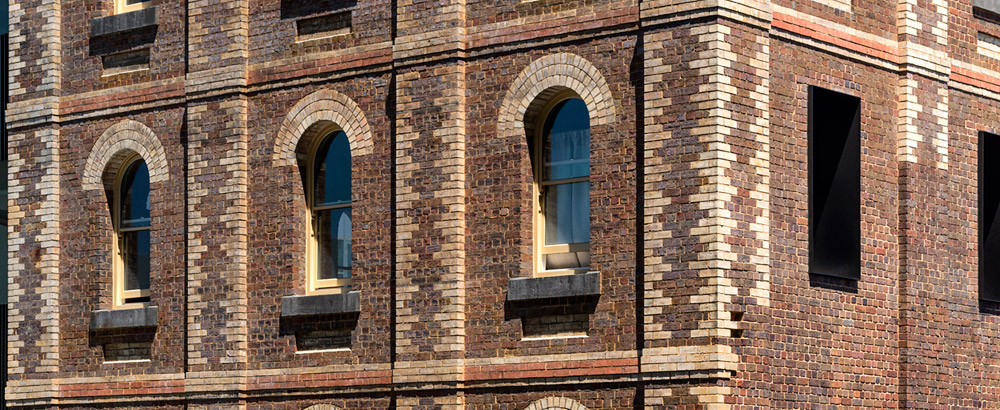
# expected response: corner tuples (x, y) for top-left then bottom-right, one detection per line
(314, 131), (352, 206)
(313, 131), (352, 282)
(121, 161), (150, 229)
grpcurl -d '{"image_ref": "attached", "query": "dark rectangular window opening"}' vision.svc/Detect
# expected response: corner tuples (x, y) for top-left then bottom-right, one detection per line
(981, 131), (1000, 303)
(808, 85), (862, 281)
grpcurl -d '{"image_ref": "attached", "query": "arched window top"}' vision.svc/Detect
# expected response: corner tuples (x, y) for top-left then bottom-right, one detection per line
(120, 160), (150, 229)
(542, 98), (590, 182)
(313, 130), (352, 207)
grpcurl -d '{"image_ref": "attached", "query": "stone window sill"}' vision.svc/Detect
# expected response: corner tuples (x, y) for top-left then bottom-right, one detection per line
(91, 7), (158, 38)
(507, 271), (601, 302)
(90, 305), (159, 331)
(281, 291), (361, 318)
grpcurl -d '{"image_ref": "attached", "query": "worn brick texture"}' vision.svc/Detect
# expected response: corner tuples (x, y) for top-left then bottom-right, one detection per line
(7, 0), (1000, 408)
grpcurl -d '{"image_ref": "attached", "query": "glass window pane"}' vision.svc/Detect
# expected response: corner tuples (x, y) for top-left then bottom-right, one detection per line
(316, 207), (352, 281)
(121, 229), (150, 291)
(314, 131), (352, 207)
(544, 181), (590, 245)
(120, 160), (150, 229)
(543, 99), (590, 181)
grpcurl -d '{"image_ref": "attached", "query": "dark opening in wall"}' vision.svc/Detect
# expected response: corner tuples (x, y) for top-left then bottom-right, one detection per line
(981, 131), (1000, 302)
(101, 48), (150, 76)
(296, 11), (352, 41)
(808, 85), (861, 281)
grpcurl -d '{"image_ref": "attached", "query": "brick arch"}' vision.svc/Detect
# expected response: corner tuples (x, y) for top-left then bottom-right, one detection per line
(498, 52), (617, 140)
(303, 405), (344, 410)
(273, 88), (374, 167)
(524, 397), (590, 410)
(82, 119), (169, 191)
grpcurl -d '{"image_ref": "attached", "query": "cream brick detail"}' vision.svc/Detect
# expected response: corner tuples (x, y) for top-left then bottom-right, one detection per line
(82, 119), (170, 191)
(273, 88), (374, 167)
(523, 397), (589, 410)
(498, 52), (617, 140)
(303, 405), (344, 410)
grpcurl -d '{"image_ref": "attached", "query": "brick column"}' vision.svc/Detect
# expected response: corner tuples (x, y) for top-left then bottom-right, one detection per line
(184, 0), (251, 405)
(895, 0), (954, 407)
(5, 0), (63, 406)
(640, 0), (771, 407)
(392, 0), (467, 402)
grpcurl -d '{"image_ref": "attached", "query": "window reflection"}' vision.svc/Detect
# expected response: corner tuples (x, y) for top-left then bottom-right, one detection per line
(118, 159), (151, 305)
(539, 98), (591, 273)
(312, 131), (352, 290)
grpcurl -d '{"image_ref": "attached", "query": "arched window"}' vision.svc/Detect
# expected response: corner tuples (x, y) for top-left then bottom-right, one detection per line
(114, 157), (151, 308)
(535, 95), (590, 276)
(308, 129), (352, 293)
(115, 0), (150, 14)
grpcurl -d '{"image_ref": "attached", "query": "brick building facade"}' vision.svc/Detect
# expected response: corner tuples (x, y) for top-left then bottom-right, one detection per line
(5, 0), (1000, 408)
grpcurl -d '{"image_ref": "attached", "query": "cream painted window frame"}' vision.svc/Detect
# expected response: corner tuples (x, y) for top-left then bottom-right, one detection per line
(114, 0), (151, 14)
(533, 90), (591, 278)
(113, 154), (151, 309)
(306, 124), (353, 294)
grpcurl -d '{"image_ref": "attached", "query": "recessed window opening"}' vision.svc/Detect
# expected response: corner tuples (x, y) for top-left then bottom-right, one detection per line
(307, 128), (353, 293)
(534, 93), (591, 277)
(114, 156), (151, 308)
(981, 131), (1000, 302)
(808, 85), (862, 281)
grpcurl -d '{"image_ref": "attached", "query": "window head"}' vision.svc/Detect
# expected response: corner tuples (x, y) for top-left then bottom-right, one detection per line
(115, 156), (151, 308)
(307, 128), (353, 293)
(533, 93), (591, 277)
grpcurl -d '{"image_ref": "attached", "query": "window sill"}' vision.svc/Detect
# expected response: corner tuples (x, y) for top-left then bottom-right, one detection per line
(976, 0), (1000, 17)
(281, 291), (361, 317)
(90, 305), (158, 331)
(91, 7), (158, 38)
(507, 271), (601, 302)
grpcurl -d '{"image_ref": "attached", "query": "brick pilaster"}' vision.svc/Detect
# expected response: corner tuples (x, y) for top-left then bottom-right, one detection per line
(393, 61), (468, 392)
(184, 0), (251, 405)
(895, 0), (954, 407)
(5, 0), (63, 406)
(641, 1), (771, 407)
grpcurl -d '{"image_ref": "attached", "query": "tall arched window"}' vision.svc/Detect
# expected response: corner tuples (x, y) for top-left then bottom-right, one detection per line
(308, 129), (352, 293)
(115, 157), (151, 308)
(535, 95), (590, 277)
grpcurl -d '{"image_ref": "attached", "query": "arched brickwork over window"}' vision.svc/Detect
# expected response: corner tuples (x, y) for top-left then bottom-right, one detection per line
(302, 405), (344, 410)
(524, 397), (590, 410)
(82, 119), (169, 192)
(498, 52), (617, 142)
(273, 88), (374, 167)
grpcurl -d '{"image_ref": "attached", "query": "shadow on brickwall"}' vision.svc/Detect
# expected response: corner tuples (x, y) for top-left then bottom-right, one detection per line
(281, 0), (357, 20)
(809, 274), (859, 293)
(89, 26), (158, 58)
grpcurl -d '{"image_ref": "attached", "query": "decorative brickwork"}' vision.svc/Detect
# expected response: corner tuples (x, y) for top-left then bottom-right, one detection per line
(522, 397), (589, 410)
(82, 119), (169, 191)
(273, 88), (375, 167)
(8, 0), (1000, 408)
(498, 52), (617, 142)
